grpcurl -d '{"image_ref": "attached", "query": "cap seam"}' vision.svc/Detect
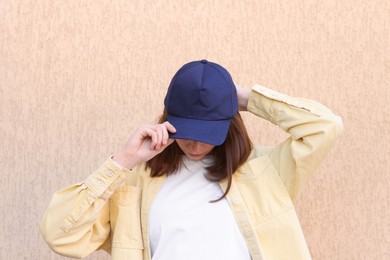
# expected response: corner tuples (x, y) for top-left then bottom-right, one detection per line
(165, 61), (200, 107)
(202, 62), (206, 90)
(168, 114), (232, 121)
(208, 63), (237, 113)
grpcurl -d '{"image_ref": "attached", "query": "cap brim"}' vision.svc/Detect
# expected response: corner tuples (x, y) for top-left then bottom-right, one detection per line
(167, 114), (231, 146)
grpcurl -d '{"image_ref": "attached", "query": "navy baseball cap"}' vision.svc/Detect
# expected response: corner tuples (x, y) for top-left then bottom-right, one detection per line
(164, 59), (238, 146)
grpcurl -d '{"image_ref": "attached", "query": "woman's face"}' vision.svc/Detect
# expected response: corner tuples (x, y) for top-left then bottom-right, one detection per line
(175, 139), (215, 160)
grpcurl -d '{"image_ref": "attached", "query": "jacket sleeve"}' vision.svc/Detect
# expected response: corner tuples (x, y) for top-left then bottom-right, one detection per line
(247, 85), (344, 203)
(40, 158), (133, 258)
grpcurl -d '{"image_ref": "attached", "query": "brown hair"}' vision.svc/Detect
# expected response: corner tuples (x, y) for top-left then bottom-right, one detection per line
(146, 109), (253, 202)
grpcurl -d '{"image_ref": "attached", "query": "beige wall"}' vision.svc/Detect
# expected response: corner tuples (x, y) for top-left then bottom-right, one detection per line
(1, 0), (389, 259)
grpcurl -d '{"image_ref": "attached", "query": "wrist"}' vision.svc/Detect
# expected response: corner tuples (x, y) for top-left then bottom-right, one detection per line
(238, 88), (251, 111)
(112, 151), (139, 170)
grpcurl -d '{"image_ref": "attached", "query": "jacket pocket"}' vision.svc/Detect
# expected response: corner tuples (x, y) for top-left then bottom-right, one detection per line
(254, 209), (312, 259)
(236, 160), (294, 226)
(109, 185), (144, 250)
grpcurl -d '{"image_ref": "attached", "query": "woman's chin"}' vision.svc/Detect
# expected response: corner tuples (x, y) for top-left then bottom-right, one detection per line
(185, 153), (206, 160)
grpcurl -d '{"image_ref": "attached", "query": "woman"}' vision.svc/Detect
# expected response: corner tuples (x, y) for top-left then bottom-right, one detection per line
(41, 59), (343, 260)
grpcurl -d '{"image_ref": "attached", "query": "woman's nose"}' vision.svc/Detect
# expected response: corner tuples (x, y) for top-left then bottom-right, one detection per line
(189, 141), (202, 151)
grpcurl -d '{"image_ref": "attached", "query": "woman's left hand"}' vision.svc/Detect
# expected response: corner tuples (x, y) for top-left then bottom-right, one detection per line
(235, 82), (251, 111)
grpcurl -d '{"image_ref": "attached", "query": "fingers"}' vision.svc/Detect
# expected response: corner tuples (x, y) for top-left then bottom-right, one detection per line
(138, 126), (159, 149)
(161, 121), (176, 145)
(164, 121), (177, 134)
(139, 122), (176, 151)
(155, 122), (177, 149)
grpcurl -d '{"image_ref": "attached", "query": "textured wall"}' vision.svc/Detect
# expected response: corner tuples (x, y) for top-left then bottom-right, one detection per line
(1, 0), (389, 259)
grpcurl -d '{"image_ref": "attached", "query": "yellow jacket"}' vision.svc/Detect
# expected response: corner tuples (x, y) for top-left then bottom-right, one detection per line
(41, 85), (343, 259)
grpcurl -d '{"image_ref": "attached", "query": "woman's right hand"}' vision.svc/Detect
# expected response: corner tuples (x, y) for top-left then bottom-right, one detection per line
(112, 121), (177, 169)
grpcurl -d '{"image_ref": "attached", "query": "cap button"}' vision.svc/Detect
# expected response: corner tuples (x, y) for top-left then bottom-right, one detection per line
(200, 59), (208, 64)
